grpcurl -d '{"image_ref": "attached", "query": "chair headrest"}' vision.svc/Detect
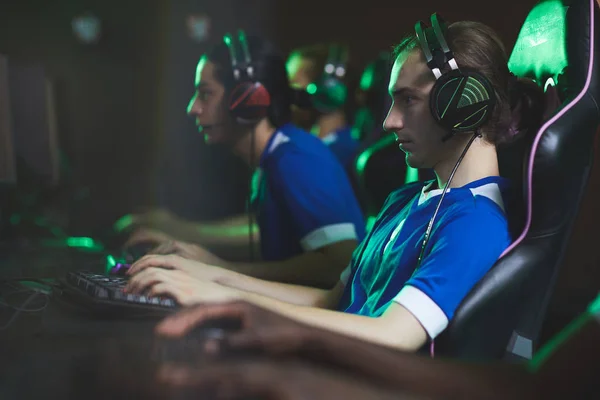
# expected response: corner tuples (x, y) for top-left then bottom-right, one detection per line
(508, 0), (569, 89)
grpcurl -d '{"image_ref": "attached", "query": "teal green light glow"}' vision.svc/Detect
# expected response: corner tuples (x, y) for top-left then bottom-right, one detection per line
(105, 254), (117, 273)
(286, 52), (302, 80)
(404, 166), (420, 184)
(66, 237), (104, 251)
(365, 216), (377, 233)
(359, 62), (376, 91)
(113, 214), (133, 233)
(40, 237), (104, 252)
(508, 0), (568, 82)
(306, 83), (317, 95)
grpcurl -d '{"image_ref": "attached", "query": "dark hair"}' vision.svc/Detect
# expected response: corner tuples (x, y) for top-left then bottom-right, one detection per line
(392, 21), (545, 145)
(206, 34), (308, 127)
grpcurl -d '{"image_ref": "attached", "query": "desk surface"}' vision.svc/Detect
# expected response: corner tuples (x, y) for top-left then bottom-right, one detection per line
(0, 247), (225, 399)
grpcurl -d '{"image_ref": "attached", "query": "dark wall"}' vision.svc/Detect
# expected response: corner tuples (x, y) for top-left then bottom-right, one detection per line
(271, 0), (540, 91)
(0, 0), (167, 233)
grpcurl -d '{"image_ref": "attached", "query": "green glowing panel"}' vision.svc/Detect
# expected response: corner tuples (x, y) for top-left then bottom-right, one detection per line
(66, 236), (104, 251)
(508, 0), (568, 82)
(40, 237), (104, 252)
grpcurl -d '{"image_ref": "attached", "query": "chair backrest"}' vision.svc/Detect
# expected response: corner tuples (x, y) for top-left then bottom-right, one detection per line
(435, 0), (600, 360)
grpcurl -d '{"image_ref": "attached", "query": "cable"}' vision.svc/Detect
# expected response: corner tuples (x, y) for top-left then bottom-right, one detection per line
(0, 291), (48, 331)
(415, 131), (480, 359)
(416, 132), (480, 267)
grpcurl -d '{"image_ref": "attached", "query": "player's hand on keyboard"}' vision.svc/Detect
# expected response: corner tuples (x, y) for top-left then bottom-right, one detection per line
(127, 254), (230, 282)
(149, 240), (226, 265)
(125, 267), (239, 306)
(155, 301), (311, 357)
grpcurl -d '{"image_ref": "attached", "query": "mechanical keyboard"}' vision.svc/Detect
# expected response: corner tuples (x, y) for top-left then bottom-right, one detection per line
(59, 270), (178, 316)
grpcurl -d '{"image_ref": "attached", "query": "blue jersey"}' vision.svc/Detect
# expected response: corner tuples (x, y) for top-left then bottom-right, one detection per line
(337, 176), (511, 338)
(252, 123), (365, 262)
(322, 126), (360, 173)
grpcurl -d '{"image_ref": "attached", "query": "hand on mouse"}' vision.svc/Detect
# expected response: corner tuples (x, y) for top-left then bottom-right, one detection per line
(157, 359), (408, 400)
(155, 301), (312, 357)
(125, 267), (239, 306)
(148, 241), (227, 266)
(126, 254), (231, 282)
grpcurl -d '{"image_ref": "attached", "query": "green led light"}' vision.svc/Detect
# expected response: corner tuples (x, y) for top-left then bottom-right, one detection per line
(306, 83), (317, 95)
(66, 236), (103, 250)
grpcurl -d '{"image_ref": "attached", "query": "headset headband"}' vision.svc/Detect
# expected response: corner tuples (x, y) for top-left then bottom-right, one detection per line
(414, 14), (460, 79)
(224, 30), (255, 81)
(324, 43), (348, 79)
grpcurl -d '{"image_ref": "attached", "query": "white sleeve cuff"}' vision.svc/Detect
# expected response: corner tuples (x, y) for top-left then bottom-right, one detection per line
(393, 285), (449, 339)
(300, 223), (358, 251)
(340, 265), (352, 286)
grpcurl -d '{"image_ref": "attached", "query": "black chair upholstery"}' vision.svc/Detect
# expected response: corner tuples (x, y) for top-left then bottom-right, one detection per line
(353, 133), (436, 225)
(435, 0), (600, 360)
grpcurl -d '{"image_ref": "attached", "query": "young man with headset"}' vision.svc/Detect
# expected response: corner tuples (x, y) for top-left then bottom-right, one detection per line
(122, 32), (365, 287)
(286, 43), (360, 174)
(124, 15), (545, 350)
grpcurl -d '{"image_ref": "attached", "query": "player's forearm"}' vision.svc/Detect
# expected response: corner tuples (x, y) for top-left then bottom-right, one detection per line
(225, 241), (355, 287)
(218, 272), (334, 308)
(235, 295), (421, 352)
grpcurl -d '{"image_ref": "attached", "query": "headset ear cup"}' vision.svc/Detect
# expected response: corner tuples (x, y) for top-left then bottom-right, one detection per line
(310, 76), (348, 113)
(229, 82), (271, 123)
(429, 69), (495, 133)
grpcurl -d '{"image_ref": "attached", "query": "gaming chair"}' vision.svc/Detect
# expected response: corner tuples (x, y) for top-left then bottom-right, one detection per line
(434, 0), (600, 360)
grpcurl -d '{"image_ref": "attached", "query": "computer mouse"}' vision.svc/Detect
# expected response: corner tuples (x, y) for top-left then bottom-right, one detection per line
(123, 241), (157, 262)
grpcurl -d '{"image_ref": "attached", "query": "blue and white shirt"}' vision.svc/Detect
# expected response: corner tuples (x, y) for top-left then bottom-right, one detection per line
(252, 123), (365, 262)
(337, 176), (512, 338)
(322, 125), (360, 173)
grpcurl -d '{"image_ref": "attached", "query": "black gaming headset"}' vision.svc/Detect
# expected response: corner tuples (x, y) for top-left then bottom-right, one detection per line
(308, 43), (349, 113)
(415, 14), (496, 140)
(223, 30), (271, 124)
